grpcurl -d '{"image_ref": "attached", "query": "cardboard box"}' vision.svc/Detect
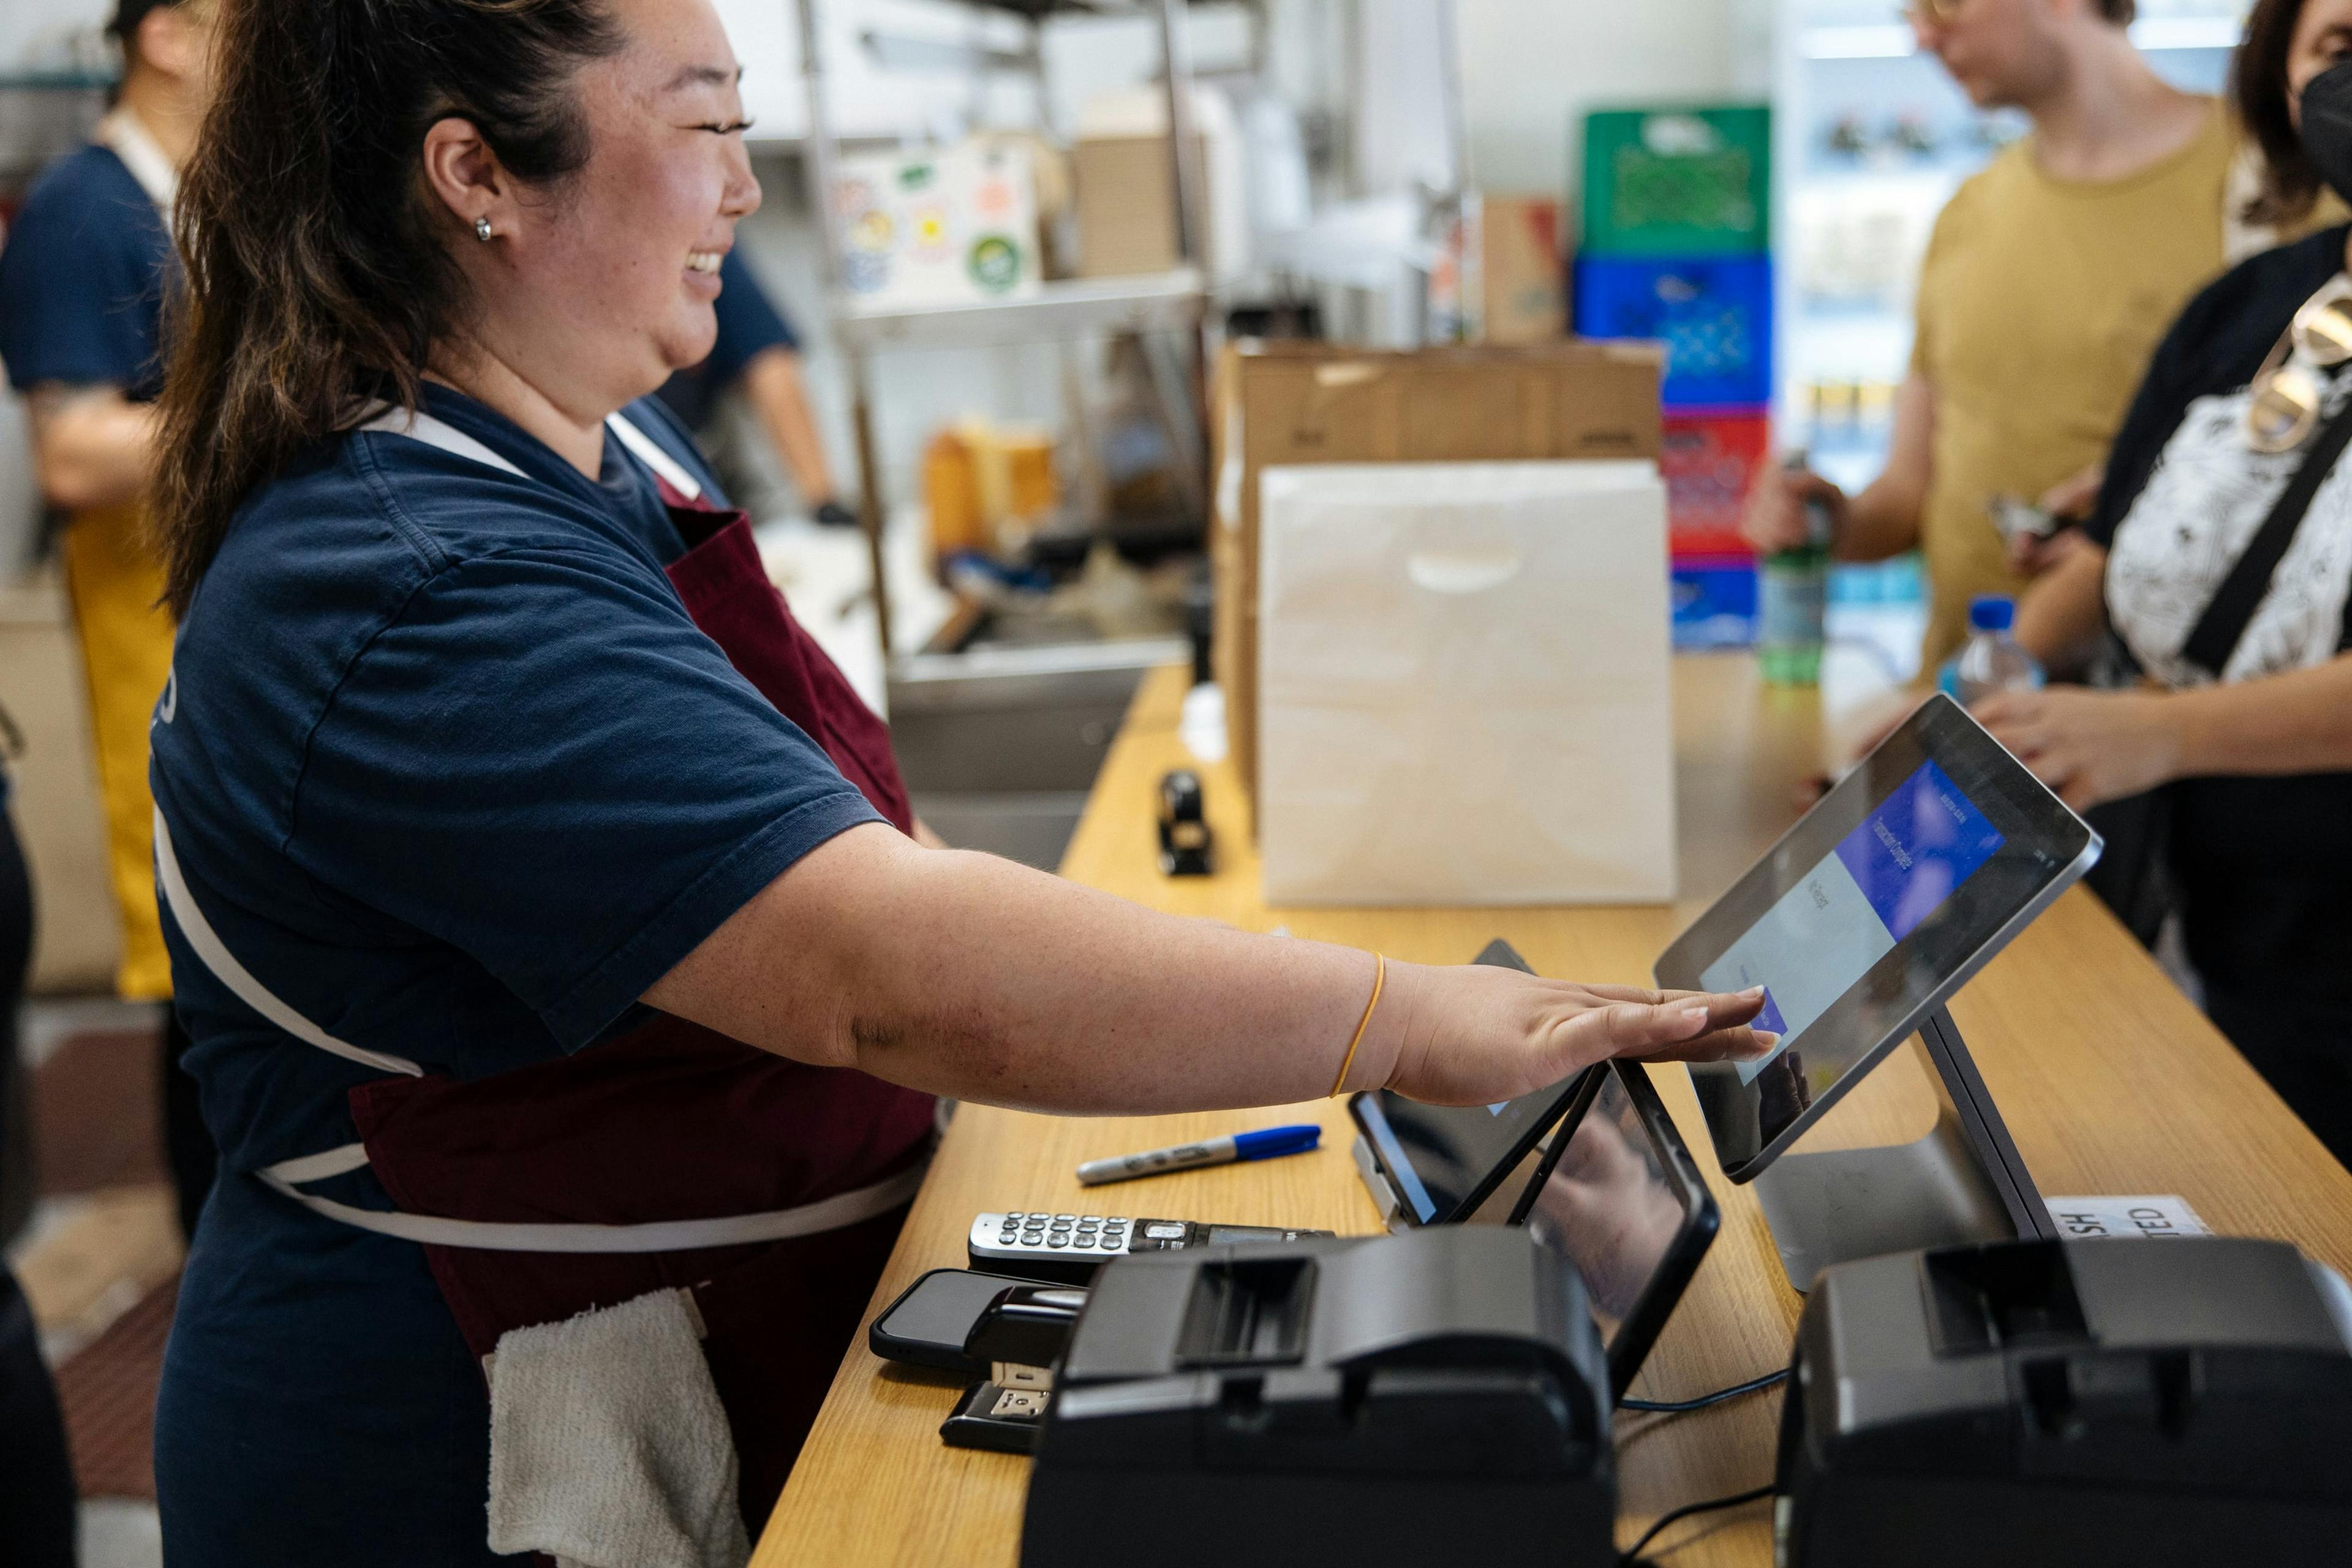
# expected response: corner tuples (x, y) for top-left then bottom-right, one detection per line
(1480, 195), (1568, 345)
(1072, 132), (1204, 277)
(1212, 341), (1665, 804)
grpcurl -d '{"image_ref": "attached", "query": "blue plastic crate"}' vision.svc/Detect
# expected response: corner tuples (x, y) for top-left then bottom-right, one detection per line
(1671, 557), (1757, 650)
(1574, 255), (1773, 409)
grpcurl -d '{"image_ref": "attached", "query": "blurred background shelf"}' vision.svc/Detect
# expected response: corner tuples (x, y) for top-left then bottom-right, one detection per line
(1799, 13), (2242, 60)
(832, 267), (1207, 351)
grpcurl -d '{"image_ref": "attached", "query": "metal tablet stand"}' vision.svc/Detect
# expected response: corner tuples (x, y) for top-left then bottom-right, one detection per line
(1752, 1008), (2054, 1292)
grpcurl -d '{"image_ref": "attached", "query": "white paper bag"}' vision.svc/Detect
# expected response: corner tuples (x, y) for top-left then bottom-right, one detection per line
(1257, 461), (1675, 905)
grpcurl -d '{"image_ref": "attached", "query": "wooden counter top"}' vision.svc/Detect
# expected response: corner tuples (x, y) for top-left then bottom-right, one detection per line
(756, 657), (2352, 1567)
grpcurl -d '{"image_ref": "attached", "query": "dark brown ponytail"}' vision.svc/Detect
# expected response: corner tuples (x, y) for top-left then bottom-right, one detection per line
(151, 0), (620, 614)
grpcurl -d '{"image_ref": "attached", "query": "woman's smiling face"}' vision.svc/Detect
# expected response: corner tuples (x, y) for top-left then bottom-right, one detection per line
(437, 0), (762, 418)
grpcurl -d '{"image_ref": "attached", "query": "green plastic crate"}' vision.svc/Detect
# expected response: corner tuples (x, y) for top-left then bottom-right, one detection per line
(1580, 105), (1770, 256)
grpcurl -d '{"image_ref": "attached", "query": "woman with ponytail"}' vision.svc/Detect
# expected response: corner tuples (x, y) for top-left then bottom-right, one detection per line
(148, 2), (1770, 1560)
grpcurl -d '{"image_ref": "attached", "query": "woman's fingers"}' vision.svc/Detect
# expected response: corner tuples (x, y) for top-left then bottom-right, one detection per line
(1574, 981), (1668, 1005)
(1970, 691), (2032, 736)
(1577, 982), (1765, 1019)
(1677, 986), (1767, 1031)
(1551, 991), (1771, 1068)
(1626, 1024), (1778, 1065)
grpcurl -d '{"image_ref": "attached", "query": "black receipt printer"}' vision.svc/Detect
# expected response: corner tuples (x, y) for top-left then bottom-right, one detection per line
(1019, 1226), (1615, 1568)
(1777, 1236), (2352, 1567)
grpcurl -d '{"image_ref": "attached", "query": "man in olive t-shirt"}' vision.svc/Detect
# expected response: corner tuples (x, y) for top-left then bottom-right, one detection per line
(1744, 0), (2240, 669)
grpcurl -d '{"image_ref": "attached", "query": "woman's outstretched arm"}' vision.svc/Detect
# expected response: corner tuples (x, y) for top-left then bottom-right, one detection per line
(646, 823), (1770, 1115)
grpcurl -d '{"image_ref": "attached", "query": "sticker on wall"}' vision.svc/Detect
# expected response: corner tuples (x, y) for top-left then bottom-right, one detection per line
(832, 143), (1041, 308)
(967, 236), (1023, 294)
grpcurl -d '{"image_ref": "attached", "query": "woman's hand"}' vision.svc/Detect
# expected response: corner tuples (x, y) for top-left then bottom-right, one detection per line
(1376, 963), (1771, 1107)
(1971, 686), (2182, 810)
(2005, 466), (2102, 574)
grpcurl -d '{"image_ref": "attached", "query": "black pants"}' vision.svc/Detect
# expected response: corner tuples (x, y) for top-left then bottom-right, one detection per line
(2208, 990), (2352, 1173)
(162, 1007), (214, 1242)
(0, 805), (78, 1567)
(0, 1265), (77, 1568)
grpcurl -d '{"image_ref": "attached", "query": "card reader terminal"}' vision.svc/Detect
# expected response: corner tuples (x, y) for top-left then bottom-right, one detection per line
(968, 1212), (1333, 1283)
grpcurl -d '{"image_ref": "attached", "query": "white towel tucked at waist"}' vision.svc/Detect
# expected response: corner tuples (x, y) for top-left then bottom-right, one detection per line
(486, 1286), (750, 1568)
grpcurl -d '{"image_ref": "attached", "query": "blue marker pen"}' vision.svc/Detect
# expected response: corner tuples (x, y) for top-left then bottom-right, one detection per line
(1075, 1124), (1322, 1186)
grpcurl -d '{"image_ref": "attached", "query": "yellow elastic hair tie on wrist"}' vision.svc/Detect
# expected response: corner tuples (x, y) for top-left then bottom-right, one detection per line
(1328, 952), (1386, 1098)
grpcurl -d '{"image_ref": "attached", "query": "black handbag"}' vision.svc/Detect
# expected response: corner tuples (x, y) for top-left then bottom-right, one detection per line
(2083, 390), (2352, 947)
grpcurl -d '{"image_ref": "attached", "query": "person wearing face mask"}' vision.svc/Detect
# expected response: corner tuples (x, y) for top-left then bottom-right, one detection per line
(1999, 0), (2352, 1170)
(142, 3), (1773, 1562)
(1746, 0), (2287, 671)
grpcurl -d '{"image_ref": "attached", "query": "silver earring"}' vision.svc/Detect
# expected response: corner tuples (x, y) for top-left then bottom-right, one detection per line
(474, 216), (495, 243)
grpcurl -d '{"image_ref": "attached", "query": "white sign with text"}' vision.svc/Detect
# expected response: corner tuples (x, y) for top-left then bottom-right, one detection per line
(2046, 1195), (2211, 1240)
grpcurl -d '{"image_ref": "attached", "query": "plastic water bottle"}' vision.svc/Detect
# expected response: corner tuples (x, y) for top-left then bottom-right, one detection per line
(1757, 456), (1831, 687)
(1940, 595), (2045, 706)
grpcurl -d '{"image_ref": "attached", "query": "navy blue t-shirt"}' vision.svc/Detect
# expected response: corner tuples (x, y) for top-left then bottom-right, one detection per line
(653, 248), (798, 430)
(0, 142), (173, 398)
(149, 385), (880, 1566)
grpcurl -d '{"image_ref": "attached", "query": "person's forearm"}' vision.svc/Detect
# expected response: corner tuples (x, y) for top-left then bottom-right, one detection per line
(649, 827), (1766, 1114)
(2168, 654), (2352, 779)
(29, 386), (154, 512)
(741, 348), (835, 504)
(652, 824), (1398, 1114)
(2014, 544), (2108, 673)
(1835, 372), (1932, 562)
(1833, 480), (1925, 562)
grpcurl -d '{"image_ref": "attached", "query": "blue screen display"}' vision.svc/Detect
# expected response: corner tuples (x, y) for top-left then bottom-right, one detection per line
(1703, 761), (2003, 1084)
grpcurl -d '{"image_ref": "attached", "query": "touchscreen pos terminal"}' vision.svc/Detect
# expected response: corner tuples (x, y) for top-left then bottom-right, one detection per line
(1657, 693), (2100, 1286)
(1349, 943), (1719, 1400)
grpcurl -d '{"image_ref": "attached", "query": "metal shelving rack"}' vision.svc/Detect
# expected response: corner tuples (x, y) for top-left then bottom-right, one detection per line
(793, 0), (1214, 656)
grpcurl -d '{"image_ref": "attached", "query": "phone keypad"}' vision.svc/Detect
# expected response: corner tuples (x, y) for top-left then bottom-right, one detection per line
(977, 1213), (1133, 1257)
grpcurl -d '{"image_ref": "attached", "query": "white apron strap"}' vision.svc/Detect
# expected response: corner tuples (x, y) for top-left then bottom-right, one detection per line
(357, 401), (696, 501)
(603, 411), (703, 501)
(160, 803), (930, 1251)
(356, 405), (529, 479)
(153, 807), (425, 1078)
(255, 1148), (927, 1254)
(91, 108), (178, 222)
(164, 409), (926, 1253)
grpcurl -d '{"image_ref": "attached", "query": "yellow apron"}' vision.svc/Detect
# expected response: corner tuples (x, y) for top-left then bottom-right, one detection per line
(61, 497), (175, 1001)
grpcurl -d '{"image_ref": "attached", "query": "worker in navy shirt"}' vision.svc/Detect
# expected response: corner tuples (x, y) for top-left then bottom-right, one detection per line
(146, 3), (1768, 1563)
(654, 247), (854, 524)
(0, 0), (217, 1240)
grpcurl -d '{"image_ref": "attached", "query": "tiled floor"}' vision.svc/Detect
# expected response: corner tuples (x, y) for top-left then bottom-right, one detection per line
(10, 998), (179, 1568)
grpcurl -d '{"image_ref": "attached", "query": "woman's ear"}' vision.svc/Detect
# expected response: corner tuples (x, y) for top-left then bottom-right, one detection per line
(419, 117), (513, 237)
(137, 5), (203, 80)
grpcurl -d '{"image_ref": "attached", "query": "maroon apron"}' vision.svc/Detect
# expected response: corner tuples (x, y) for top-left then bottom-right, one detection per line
(158, 410), (935, 1533)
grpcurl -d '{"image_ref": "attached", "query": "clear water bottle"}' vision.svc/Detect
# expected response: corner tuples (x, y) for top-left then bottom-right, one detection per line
(1757, 456), (1831, 687)
(1940, 595), (2045, 706)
